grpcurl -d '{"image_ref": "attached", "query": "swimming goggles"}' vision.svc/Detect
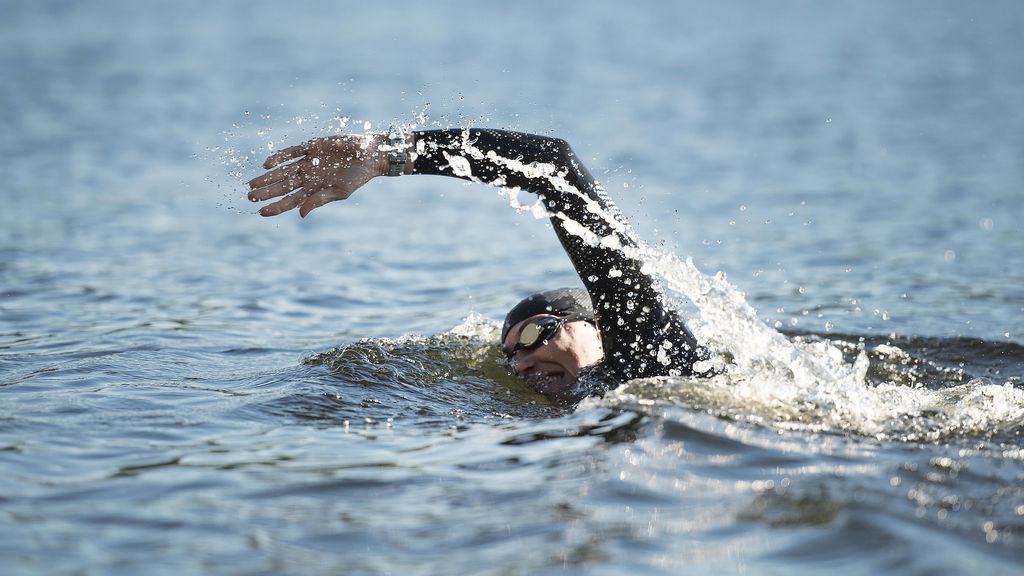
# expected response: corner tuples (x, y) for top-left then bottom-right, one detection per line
(504, 316), (564, 360)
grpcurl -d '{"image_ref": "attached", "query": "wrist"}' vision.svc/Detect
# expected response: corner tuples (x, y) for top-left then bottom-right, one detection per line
(404, 132), (415, 175)
(374, 133), (390, 177)
(385, 125), (408, 177)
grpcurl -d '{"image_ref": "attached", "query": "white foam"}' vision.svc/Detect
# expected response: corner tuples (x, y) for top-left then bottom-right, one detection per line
(436, 133), (1024, 442)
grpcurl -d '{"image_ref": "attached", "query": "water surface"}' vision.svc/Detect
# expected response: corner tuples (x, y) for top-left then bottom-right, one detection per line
(2, 1), (1023, 574)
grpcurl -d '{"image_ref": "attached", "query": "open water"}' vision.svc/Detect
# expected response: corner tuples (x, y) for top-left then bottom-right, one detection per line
(2, 1), (1023, 574)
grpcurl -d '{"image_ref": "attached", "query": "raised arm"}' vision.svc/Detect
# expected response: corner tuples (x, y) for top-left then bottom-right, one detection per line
(410, 129), (706, 379)
(247, 129), (707, 380)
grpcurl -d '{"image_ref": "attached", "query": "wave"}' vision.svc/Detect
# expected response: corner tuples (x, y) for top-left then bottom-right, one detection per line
(291, 130), (1022, 445)
(296, 312), (1022, 446)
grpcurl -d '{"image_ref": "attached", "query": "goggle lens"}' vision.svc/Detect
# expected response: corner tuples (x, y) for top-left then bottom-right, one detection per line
(506, 317), (564, 360)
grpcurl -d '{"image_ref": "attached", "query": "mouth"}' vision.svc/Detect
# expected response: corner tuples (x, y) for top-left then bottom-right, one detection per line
(523, 370), (571, 396)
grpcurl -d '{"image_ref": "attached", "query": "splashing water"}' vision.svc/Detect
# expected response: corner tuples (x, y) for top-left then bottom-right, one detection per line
(218, 111), (1024, 443)
(629, 248), (1024, 443)
(213, 103), (437, 191)
(440, 131), (1024, 444)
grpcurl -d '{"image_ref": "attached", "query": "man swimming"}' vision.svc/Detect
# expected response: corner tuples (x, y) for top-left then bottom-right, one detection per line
(247, 127), (712, 402)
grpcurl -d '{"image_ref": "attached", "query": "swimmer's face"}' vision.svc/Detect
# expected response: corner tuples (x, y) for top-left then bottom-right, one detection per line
(502, 315), (604, 400)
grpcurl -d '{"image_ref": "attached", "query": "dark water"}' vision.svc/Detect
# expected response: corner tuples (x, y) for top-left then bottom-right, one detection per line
(2, 1), (1023, 574)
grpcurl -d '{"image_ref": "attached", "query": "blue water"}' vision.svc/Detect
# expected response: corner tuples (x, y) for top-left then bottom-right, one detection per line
(2, 1), (1023, 574)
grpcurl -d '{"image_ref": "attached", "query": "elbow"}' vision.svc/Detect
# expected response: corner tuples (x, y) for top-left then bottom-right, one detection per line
(545, 137), (577, 168)
(549, 136), (573, 156)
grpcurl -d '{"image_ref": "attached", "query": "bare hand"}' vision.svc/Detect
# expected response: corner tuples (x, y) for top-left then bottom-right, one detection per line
(247, 134), (388, 218)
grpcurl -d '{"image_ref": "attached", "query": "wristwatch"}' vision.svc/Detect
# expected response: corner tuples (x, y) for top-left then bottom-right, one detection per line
(386, 124), (408, 177)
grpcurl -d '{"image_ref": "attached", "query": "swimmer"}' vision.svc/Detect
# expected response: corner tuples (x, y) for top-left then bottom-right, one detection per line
(248, 127), (712, 402)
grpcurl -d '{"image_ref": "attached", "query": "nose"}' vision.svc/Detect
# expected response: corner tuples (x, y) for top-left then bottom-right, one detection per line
(509, 349), (537, 375)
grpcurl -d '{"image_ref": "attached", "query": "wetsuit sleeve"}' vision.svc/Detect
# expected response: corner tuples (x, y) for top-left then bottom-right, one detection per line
(412, 129), (708, 380)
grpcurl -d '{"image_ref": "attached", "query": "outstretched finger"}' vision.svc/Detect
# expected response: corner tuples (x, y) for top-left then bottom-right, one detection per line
(262, 144), (308, 169)
(248, 161), (301, 190)
(258, 188), (312, 217)
(298, 189), (339, 218)
(248, 175), (302, 202)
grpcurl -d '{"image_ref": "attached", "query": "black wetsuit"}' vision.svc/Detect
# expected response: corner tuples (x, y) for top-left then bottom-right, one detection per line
(413, 129), (709, 384)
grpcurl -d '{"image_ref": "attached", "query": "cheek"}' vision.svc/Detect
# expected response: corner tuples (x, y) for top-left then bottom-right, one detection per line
(556, 340), (591, 370)
(561, 347), (584, 367)
(577, 330), (604, 365)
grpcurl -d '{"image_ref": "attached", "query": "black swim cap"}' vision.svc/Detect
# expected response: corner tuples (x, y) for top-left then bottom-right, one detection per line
(501, 287), (596, 343)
